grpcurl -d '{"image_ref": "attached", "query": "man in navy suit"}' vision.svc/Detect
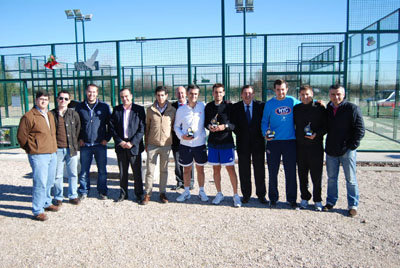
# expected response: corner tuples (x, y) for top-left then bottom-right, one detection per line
(110, 88), (145, 202)
(232, 85), (267, 204)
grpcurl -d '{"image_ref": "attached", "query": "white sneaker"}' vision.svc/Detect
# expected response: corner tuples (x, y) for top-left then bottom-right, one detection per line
(198, 190), (209, 202)
(314, 202), (323, 211)
(233, 194), (242, 208)
(176, 191), (191, 202)
(300, 199), (309, 209)
(212, 192), (224, 205)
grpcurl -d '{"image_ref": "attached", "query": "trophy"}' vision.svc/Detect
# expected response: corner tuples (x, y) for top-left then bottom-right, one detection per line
(266, 128), (275, 139)
(210, 113), (219, 128)
(304, 122), (313, 137)
(187, 127), (194, 138)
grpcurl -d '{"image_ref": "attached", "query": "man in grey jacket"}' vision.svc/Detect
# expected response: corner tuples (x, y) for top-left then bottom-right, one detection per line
(51, 90), (81, 206)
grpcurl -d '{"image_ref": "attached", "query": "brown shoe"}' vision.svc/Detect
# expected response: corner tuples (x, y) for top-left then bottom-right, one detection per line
(69, 198), (81, 205)
(140, 194), (151, 205)
(160, 193), (169, 204)
(34, 213), (48, 221)
(348, 209), (357, 217)
(44, 204), (59, 212)
(55, 200), (63, 206)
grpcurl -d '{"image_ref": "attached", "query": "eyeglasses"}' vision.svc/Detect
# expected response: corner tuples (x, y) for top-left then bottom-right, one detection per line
(58, 97), (69, 101)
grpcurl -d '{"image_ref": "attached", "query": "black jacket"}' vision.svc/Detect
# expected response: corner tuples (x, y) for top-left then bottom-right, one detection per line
(51, 108), (81, 156)
(110, 103), (146, 155)
(293, 101), (327, 146)
(231, 100), (265, 154)
(325, 100), (365, 156)
(204, 101), (235, 147)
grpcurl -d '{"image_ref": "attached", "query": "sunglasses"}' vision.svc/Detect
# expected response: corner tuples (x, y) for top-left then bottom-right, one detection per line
(58, 97), (69, 101)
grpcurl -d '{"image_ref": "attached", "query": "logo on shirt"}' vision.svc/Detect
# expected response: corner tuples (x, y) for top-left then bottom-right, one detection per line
(275, 106), (291, 115)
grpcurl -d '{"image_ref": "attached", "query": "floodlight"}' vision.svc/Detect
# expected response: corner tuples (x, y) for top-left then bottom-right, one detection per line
(246, 0), (254, 7)
(84, 14), (93, 21)
(73, 9), (83, 18)
(65, 10), (74, 19)
(235, 0), (244, 8)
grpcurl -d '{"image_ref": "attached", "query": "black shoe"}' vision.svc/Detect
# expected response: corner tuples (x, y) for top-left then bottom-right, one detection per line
(172, 183), (184, 191)
(115, 194), (128, 202)
(241, 197), (250, 204)
(269, 200), (277, 208)
(289, 202), (299, 210)
(323, 204), (334, 212)
(258, 197), (268, 204)
(98, 194), (107, 200)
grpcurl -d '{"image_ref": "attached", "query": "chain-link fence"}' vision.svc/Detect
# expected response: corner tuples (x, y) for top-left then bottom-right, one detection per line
(0, 0), (399, 148)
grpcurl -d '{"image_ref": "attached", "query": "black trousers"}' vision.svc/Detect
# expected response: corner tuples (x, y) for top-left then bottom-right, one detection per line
(172, 148), (194, 186)
(296, 143), (323, 202)
(116, 149), (144, 198)
(238, 151), (266, 199)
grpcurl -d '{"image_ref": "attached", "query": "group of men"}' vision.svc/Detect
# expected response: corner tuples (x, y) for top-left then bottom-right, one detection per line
(17, 79), (364, 221)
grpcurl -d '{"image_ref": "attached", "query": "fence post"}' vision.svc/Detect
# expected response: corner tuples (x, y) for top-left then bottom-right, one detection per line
(187, 38), (191, 85)
(1, 55), (8, 118)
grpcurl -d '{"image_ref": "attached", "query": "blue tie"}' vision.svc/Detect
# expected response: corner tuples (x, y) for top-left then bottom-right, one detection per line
(246, 105), (251, 125)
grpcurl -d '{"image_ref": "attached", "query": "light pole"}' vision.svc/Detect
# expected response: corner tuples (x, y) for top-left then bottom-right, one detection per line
(65, 9), (93, 62)
(136, 37), (146, 104)
(235, 0), (254, 85)
(247, 33), (257, 84)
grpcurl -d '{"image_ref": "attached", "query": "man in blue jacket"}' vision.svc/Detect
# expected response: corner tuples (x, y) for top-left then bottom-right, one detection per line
(76, 84), (112, 200)
(261, 79), (300, 209)
(323, 84), (365, 217)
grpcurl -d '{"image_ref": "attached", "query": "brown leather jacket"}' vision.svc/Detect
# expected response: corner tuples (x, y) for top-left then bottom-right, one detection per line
(17, 107), (57, 154)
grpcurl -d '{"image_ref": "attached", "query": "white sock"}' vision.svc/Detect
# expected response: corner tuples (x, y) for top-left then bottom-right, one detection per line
(199, 187), (205, 192)
(184, 186), (190, 192)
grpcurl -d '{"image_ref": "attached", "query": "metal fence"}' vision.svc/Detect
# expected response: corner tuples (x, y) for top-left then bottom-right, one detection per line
(0, 0), (399, 148)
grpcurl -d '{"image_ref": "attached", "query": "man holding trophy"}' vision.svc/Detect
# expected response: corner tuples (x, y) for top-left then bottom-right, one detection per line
(293, 85), (327, 211)
(261, 79), (300, 209)
(204, 83), (241, 207)
(174, 85), (209, 203)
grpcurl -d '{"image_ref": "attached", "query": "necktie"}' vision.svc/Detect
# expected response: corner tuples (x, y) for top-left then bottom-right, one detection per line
(246, 105), (251, 125)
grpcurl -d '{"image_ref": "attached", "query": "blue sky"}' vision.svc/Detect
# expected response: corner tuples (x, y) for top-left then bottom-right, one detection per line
(0, 0), (347, 47)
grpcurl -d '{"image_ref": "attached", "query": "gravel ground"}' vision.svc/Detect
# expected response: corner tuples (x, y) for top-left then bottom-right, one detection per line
(0, 154), (399, 267)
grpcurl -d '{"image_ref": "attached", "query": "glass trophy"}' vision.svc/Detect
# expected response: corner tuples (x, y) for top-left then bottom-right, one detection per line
(210, 113), (219, 128)
(304, 122), (313, 137)
(266, 128), (275, 139)
(187, 127), (194, 138)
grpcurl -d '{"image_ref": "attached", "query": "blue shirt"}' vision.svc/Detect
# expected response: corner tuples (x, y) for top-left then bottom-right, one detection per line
(261, 96), (300, 141)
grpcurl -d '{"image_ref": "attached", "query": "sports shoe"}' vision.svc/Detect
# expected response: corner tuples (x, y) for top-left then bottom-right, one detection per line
(79, 194), (87, 201)
(299, 199), (308, 209)
(314, 202), (323, 211)
(233, 194), (242, 208)
(199, 190), (209, 202)
(176, 191), (191, 202)
(212, 192), (224, 205)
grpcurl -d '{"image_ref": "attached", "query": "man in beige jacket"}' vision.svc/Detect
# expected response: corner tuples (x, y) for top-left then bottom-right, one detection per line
(141, 86), (176, 205)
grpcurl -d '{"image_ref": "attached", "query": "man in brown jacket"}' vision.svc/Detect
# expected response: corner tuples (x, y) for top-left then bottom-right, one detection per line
(141, 86), (176, 205)
(17, 90), (59, 221)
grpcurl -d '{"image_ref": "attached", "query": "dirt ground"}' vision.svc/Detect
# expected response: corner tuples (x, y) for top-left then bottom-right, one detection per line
(0, 154), (399, 267)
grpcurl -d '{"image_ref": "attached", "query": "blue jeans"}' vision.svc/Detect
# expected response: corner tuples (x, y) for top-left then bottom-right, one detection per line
(78, 144), (108, 196)
(326, 149), (359, 209)
(54, 148), (78, 200)
(28, 153), (57, 216)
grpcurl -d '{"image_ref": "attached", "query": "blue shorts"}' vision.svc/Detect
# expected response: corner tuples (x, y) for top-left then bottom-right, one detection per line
(208, 147), (235, 166)
(178, 144), (208, 167)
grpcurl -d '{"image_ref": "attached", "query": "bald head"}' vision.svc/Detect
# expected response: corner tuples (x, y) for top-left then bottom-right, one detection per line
(176, 86), (187, 104)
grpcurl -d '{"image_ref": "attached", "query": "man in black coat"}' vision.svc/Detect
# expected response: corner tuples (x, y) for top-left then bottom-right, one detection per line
(232, 85), (267, 204)
(323, 84), (365, 217)
(110, 88), (145, 202)
(171, 86), (194, 190)
(293, 85), (327, 211)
